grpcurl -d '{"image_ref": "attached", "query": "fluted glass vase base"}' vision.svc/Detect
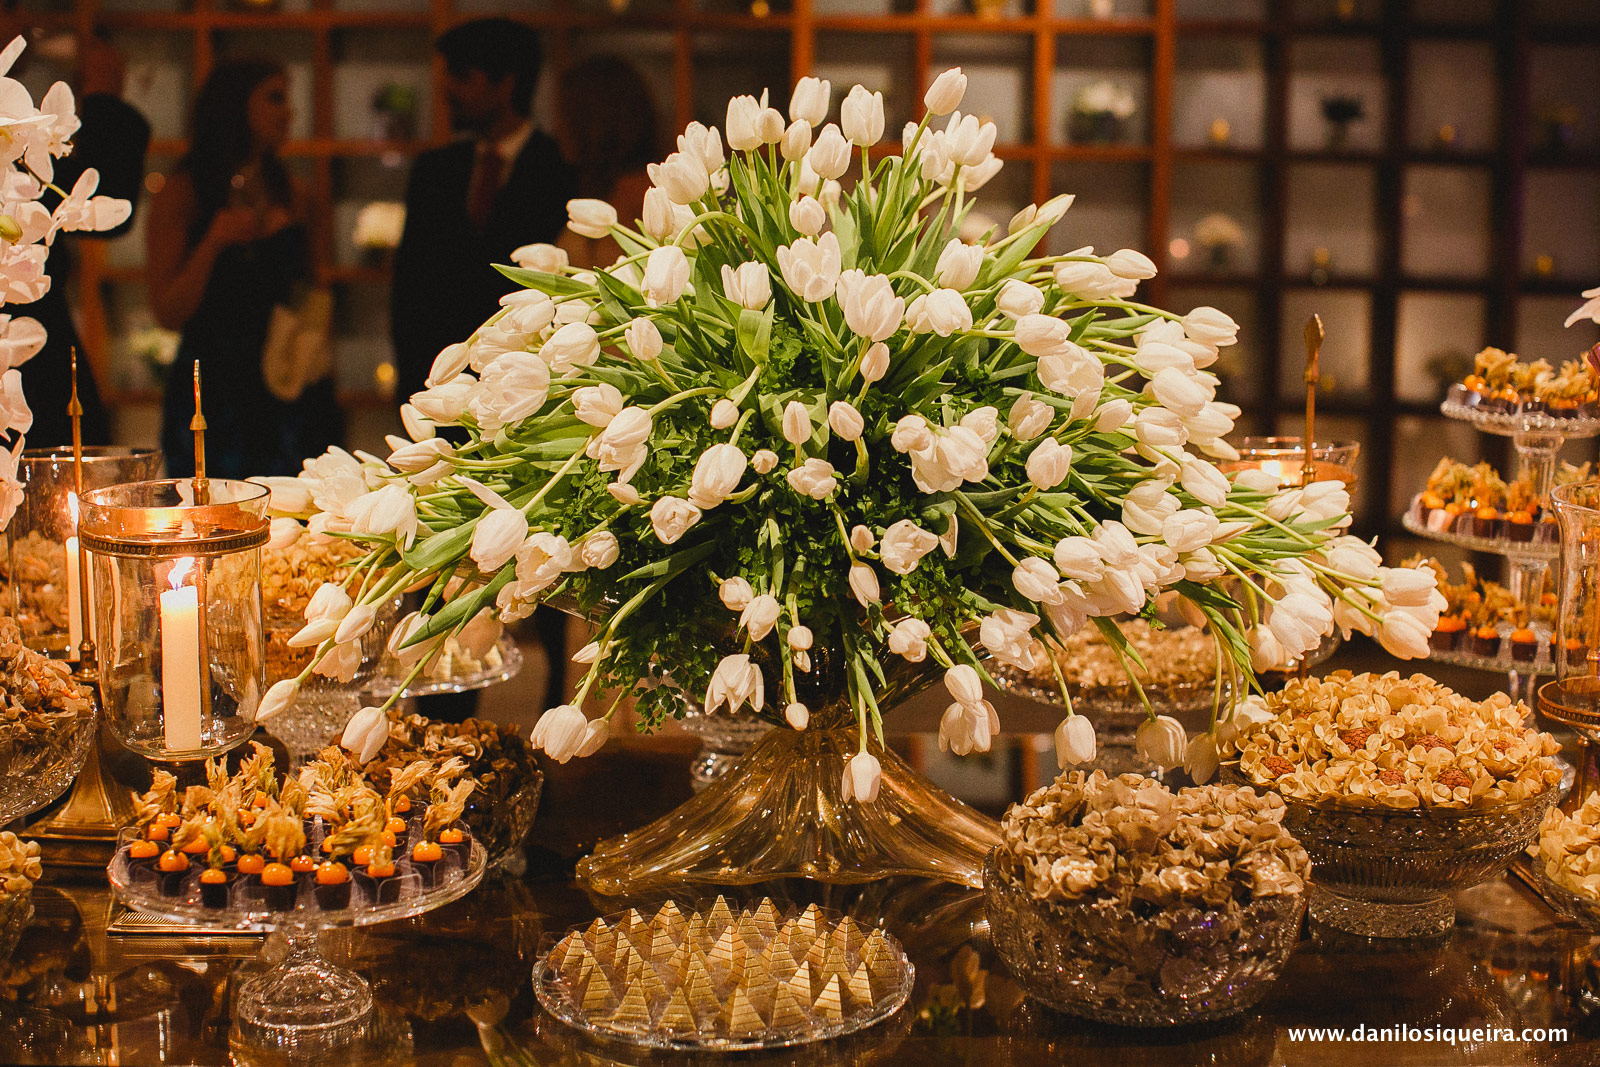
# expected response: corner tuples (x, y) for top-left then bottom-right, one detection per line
(576, 727), (1001, 895)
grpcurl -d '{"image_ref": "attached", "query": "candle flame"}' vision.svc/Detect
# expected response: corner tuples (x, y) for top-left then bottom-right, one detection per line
(168, 556), (197, 591)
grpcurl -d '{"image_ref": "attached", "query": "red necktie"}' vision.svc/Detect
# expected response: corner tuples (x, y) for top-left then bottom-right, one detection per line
(468, 144), (503, 230)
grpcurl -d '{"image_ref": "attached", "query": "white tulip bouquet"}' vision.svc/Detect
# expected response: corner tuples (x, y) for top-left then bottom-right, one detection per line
(259, 68), (1440, 793)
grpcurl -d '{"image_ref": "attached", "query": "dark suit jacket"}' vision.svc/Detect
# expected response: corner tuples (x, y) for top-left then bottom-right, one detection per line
(390, 130), (576, 402)
(24, 94), (151, 448)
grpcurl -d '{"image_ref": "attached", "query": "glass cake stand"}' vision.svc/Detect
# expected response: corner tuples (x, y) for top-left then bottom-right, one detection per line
(107, 827), (484, 1054)
(363, 634), (523, 701)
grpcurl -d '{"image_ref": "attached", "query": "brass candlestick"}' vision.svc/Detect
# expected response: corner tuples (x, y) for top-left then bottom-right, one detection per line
(1303, 315), (1324, 491)
(190, 363), (214, 725)
(69, 348), (95, 674)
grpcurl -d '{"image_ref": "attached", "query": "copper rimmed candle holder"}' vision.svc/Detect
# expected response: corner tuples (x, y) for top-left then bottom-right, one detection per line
(77, 479), (268, 762)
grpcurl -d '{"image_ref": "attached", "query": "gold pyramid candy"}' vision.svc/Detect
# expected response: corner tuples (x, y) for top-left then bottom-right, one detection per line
(814, 973), (843, 1022)
(685, 965), (722, 1024)
(744, 959), (778, 1016)
(610, 981), (652, 1030)
(562, 943), (596, 985)
(786, 960), (815, 1003)
(723, 987), (765, 1036)
(709, 925), (746, 970)
(803, 930), (827, 971)
(736, 913), (766, 952)
(665, 939), (692, 983)
(582, 968), (614, 1012)
(687, 913), (712, 950)
(650, 921), (677, 962)
(639, 961), (670, 1004)
(770, 982), (808, 1028)
(586, 919), (613, 956)
(613, 939), (638, 976)
(846, 963), (874, 1008)
(820, 938), (848, 981)
(707, 895), (734, 934)
(626, 951), (647, 987)
(831, 917), (857, 959)
(659, 986), (696, 1032)
(655, 900), (685, 930)
(752, 897), (781, 939)
(549, 934), (575, 969)
(797, 903), (822, 940)
(761, 937), (796, 979)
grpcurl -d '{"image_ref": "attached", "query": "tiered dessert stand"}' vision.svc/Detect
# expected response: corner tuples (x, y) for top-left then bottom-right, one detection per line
(1402, 385), (1600, 703)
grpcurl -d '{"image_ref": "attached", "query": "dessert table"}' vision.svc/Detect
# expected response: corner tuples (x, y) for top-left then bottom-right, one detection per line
(5, 640), (1600, 1067)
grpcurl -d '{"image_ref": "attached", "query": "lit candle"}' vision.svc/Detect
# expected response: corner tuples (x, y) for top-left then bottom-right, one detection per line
(160, 557), (204, 752)
(63, 493), (93, 661)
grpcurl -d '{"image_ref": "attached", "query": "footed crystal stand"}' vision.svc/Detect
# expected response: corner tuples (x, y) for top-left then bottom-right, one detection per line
(235, 928), (372, 1052)
(577, 726), (1000, 894)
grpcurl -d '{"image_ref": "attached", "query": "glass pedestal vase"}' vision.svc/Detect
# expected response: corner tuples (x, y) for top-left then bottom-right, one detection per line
(234, 929), (372, 1053)
(576, 725), (1000, 895)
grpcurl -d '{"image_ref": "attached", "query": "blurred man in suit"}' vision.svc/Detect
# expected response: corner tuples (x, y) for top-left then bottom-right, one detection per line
(391, 18), (574, 403)
(391, 19), (576, 718)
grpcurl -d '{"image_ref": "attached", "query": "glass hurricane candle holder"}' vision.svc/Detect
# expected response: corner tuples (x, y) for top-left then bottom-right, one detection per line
(7, 447), (160, 659)
(1220, 436), (1360, 490)
(77, 479), (268, 760)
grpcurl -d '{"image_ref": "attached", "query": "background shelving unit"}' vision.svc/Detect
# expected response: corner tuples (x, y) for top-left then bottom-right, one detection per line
(21, 0), (1600, 526)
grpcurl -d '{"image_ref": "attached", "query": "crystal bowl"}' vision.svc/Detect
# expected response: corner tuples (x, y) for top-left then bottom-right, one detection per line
(981, 851), (1305, 1026)
(1526, 855), (1600, 934)
(0, 701), (95, 827)
(1250, 779), (1562, 940)
(0, 889), (33, 964)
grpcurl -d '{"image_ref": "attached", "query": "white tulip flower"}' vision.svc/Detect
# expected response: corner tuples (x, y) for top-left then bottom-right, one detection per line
(750, 449), (779, 474)
(1184, 733), (1220, 784)
(705, 653), (764, 714)
(536, 704), (589, 763)
(688, 442), (748, 509)
(648, 151), (709, 205)
(848, 562), (881, 607)
(471, 507), (529, 572)
(676, 121), (725, 175)
(785, 702), (810, 730)
(740, 593), (781, 639)
(572, 382), (624, 428)
(1053, 536), (1104, 582)
(710, 398), (739, 429)
(786, 625), (813, 651)
(1054, 252), (1133, 300)
(850, 524), (875, 552)
(840, 751), (882, 803)
(1182, 306), (1239, 346)
(334, 603), (377, 645)
(1025, 437), (1072, 490)
(1093, 397), (1134, 433)
(841, 85), (885, 147)
(1147, 366), (1214, 418)
(640, 187), (675, 241)
(1162, 509), (1219, 554)
(606, 481), (642, 506)
(510, 242), (568, 273)
(781, 119), (811, 162)
(786, 458), (837, 499)
(995, 279), (1044, 320)
(256, 678), (299, 723)
(1179, 456), (1231, 508)
(643, 244), (691, 306)
(781, 400), (813, 445)
(725, 94), (764, 151)
(1135, 715), (1186, 770)
(579, 530), (620, 569)
(836, 269), (904, 342)
(624, 317), (663, 361)
(879, 519), (939, 575)
(540, 321), (600, 371)
(828, 400), (864, 441)
(789, 195), (825, 236)
(941, 111), (997, 168)
(720, 261), (771, 310)
(1055, 715), (1096, 769)
(777, 231), (842, 302)
(719, 576), (753, 610)
(935, 238), (983, 290)
(922, 288), (973, 336)
(859, 341), (890, 383)
(1106, 248), (1158, 280)
(924, 67), (967, 116)
(887, 618), (931, 662)
(267, 516), (304, 550)
(341, 705), (391, 764)
(1013, 314), (1072, 357)
(1007, 392), (1052, 441)
(649, 495), (702, 544)
(1037, 345), (1104, 404)
(789, 75), (830, 126)
(566, 198), (617, 239)
(806, 123), (851, 181)
(939, 700), (995, 755)
(979, 608), (1042, 670)
(428, 341), (472, 386)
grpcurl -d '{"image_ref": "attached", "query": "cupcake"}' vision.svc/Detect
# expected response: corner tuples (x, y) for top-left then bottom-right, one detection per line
(1468, 505), (1501, 540)
(1470, 624), (1502, 658)
(261, 863), (298, 911)
(1509, 628), (1538, 663)
(200, 867), (231, 909)
(410, 840), (444, 887)
(314, 862), (351, 910)
(1430, 615), (1466, 653)
(155, 850), (190, 897)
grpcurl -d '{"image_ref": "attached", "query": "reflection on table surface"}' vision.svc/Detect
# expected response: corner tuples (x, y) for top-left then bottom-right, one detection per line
(7, 637), (1600, 1066)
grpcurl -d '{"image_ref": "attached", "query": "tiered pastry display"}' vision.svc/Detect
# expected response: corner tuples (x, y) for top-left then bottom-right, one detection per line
(1413, 558), (1564, 674)
(0, 617), (96, 825)
(1225, 672), (1565, 937)
(533, 897), (913, 1049)
(1420, 347), (1600, 701)
(361, 710), (542, 869)
(982, 772), (1308, 1025)
(109, 743), (484, 921)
